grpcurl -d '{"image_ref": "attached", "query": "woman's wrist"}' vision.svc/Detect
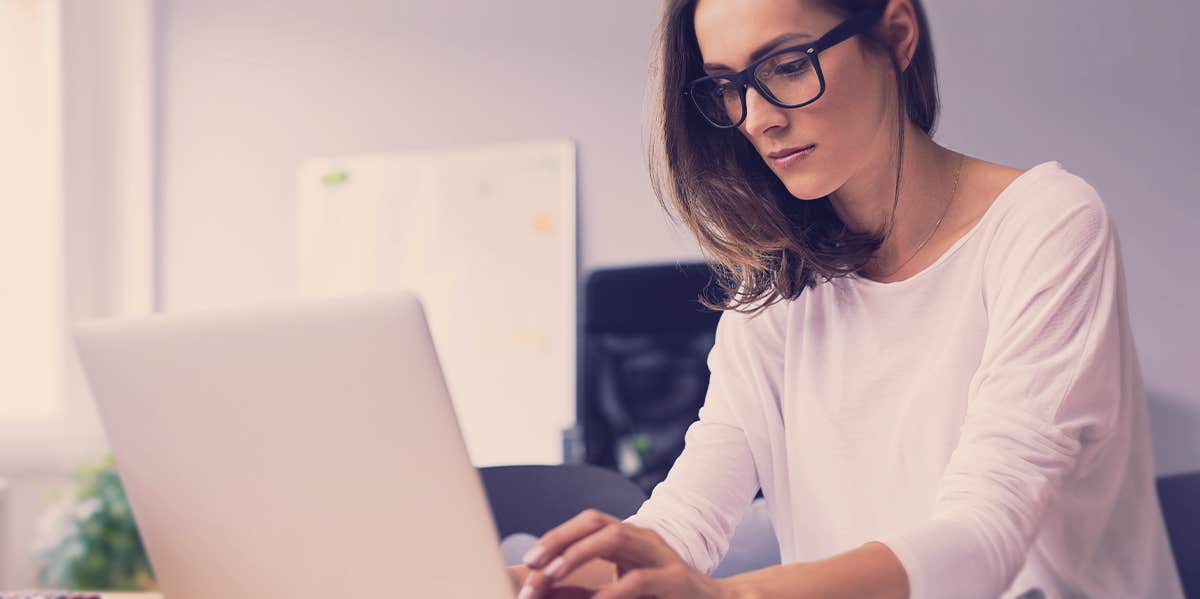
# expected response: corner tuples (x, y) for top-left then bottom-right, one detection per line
(717, 542), (908, 599)
(719, 577), (763, 599)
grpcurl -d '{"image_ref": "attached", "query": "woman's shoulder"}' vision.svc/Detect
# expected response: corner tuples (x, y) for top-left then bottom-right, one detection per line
(976, 159), (1117, 293)
(986, 159), (1110, 237)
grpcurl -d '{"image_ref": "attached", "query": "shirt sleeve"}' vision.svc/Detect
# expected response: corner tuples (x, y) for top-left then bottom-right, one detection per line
(623, 303), (778, 575)
(877, 180), (1127, 599)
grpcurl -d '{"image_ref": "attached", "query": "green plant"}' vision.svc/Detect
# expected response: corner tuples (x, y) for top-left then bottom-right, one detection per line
(33, 454), (155, 591)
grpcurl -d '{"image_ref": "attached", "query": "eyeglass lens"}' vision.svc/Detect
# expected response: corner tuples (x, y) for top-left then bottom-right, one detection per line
(691, 49), (819, 127)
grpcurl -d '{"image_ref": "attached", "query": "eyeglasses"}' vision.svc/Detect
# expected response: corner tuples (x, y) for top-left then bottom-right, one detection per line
(683, 7), (885, 129)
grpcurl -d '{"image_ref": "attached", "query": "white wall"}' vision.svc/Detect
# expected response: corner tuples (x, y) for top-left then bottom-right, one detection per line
(158, 0), (700, 313)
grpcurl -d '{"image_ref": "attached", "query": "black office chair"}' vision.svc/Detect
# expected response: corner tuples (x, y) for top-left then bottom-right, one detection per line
(1158, 470), (1200, 598)
(577, 262), (727, 495)
(478, 464), (648, 538)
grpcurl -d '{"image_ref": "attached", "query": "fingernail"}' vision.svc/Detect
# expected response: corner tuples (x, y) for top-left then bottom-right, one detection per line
(544, 556), (566, 580)
(522, 544), (547, 567)
(517, 583), (534, 599)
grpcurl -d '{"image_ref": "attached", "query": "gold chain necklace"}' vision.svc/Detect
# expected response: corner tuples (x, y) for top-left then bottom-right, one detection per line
(871, 153), (964, 280)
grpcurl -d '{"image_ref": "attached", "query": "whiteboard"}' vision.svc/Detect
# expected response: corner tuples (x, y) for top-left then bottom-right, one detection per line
(296, 138), (576, 467)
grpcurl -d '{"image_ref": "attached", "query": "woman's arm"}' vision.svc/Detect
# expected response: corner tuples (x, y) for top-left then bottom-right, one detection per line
(514, 515), (907, 599)
(722, 541), (908, 599)
(622, 305), (781, 574)
(516, 304), (785, 599)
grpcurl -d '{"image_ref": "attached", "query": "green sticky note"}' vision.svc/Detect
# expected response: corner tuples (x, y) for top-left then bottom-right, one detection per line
(322, 170), (349, 187)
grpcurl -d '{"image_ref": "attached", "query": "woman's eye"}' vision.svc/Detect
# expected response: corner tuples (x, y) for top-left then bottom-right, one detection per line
(777, 60), (811, 76)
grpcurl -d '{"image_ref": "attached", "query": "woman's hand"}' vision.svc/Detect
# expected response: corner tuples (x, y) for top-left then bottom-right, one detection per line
(517, 509), (745, 599)
(510, 559), (619, 598)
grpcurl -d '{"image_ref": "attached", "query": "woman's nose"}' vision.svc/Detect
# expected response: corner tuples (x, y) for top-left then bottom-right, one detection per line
(742, 86), (787, 134)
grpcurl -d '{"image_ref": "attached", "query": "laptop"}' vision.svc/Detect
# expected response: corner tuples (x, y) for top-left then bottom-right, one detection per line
(71, 291), (516, 598)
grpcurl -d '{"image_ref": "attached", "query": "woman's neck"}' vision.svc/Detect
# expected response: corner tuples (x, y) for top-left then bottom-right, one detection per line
(829, 122), (964, 277)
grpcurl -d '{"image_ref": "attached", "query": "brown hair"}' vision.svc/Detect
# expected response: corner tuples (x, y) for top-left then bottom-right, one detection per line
(645, 0), (940, 315)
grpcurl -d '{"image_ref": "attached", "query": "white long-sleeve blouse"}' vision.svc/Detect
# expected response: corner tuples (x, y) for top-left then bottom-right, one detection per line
(624, 160), (1183, 599)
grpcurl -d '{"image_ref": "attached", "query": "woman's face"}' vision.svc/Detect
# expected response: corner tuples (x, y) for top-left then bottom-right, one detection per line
(692, 0), (896, 201)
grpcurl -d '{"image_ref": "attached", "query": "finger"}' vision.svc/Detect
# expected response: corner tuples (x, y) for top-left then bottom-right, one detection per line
(518, 566), (550, 599)
(523, 509), (619, 568)
(540, 523), (670, 584)
(520, 563), (611, 599)
(521, 555), (615, 599)
(591, 566), (679, 599)
(542, 587), (594, 599)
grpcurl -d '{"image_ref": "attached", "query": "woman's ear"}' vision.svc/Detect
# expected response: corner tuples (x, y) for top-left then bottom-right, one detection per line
(880, 0), (919, 72)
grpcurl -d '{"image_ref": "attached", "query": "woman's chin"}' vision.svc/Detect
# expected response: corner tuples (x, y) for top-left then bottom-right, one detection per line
(766, 166), (827, 200)
(780, 179), (831, 201)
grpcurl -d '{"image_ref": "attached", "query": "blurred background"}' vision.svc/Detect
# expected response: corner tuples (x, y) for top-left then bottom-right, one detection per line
(1, 0), (1197, 591)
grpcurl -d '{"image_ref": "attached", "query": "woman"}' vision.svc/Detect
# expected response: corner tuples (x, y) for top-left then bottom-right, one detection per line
(511, 0), (1183, 597)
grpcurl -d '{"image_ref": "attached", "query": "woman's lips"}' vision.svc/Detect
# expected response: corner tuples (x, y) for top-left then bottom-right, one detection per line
(771, 144), (816, 168)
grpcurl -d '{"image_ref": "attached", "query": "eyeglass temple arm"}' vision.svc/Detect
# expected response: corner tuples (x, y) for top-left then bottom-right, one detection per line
(812, 7), (885, 53)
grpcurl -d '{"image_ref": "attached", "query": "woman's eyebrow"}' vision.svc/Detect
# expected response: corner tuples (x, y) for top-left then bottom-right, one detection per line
(703, 32), (814, 72)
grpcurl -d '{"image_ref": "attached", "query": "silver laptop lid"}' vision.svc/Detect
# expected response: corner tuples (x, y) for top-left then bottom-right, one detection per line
(72, 291), (514, 598)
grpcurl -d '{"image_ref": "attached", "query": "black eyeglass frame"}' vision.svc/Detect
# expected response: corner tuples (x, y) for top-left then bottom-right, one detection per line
(683, 7), (886, 129)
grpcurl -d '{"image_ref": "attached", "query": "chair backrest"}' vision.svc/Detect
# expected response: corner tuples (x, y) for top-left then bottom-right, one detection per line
(1158, 470), (1200, 598)
(479, 464), (647, 538)
(578, 262), (725, 494)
